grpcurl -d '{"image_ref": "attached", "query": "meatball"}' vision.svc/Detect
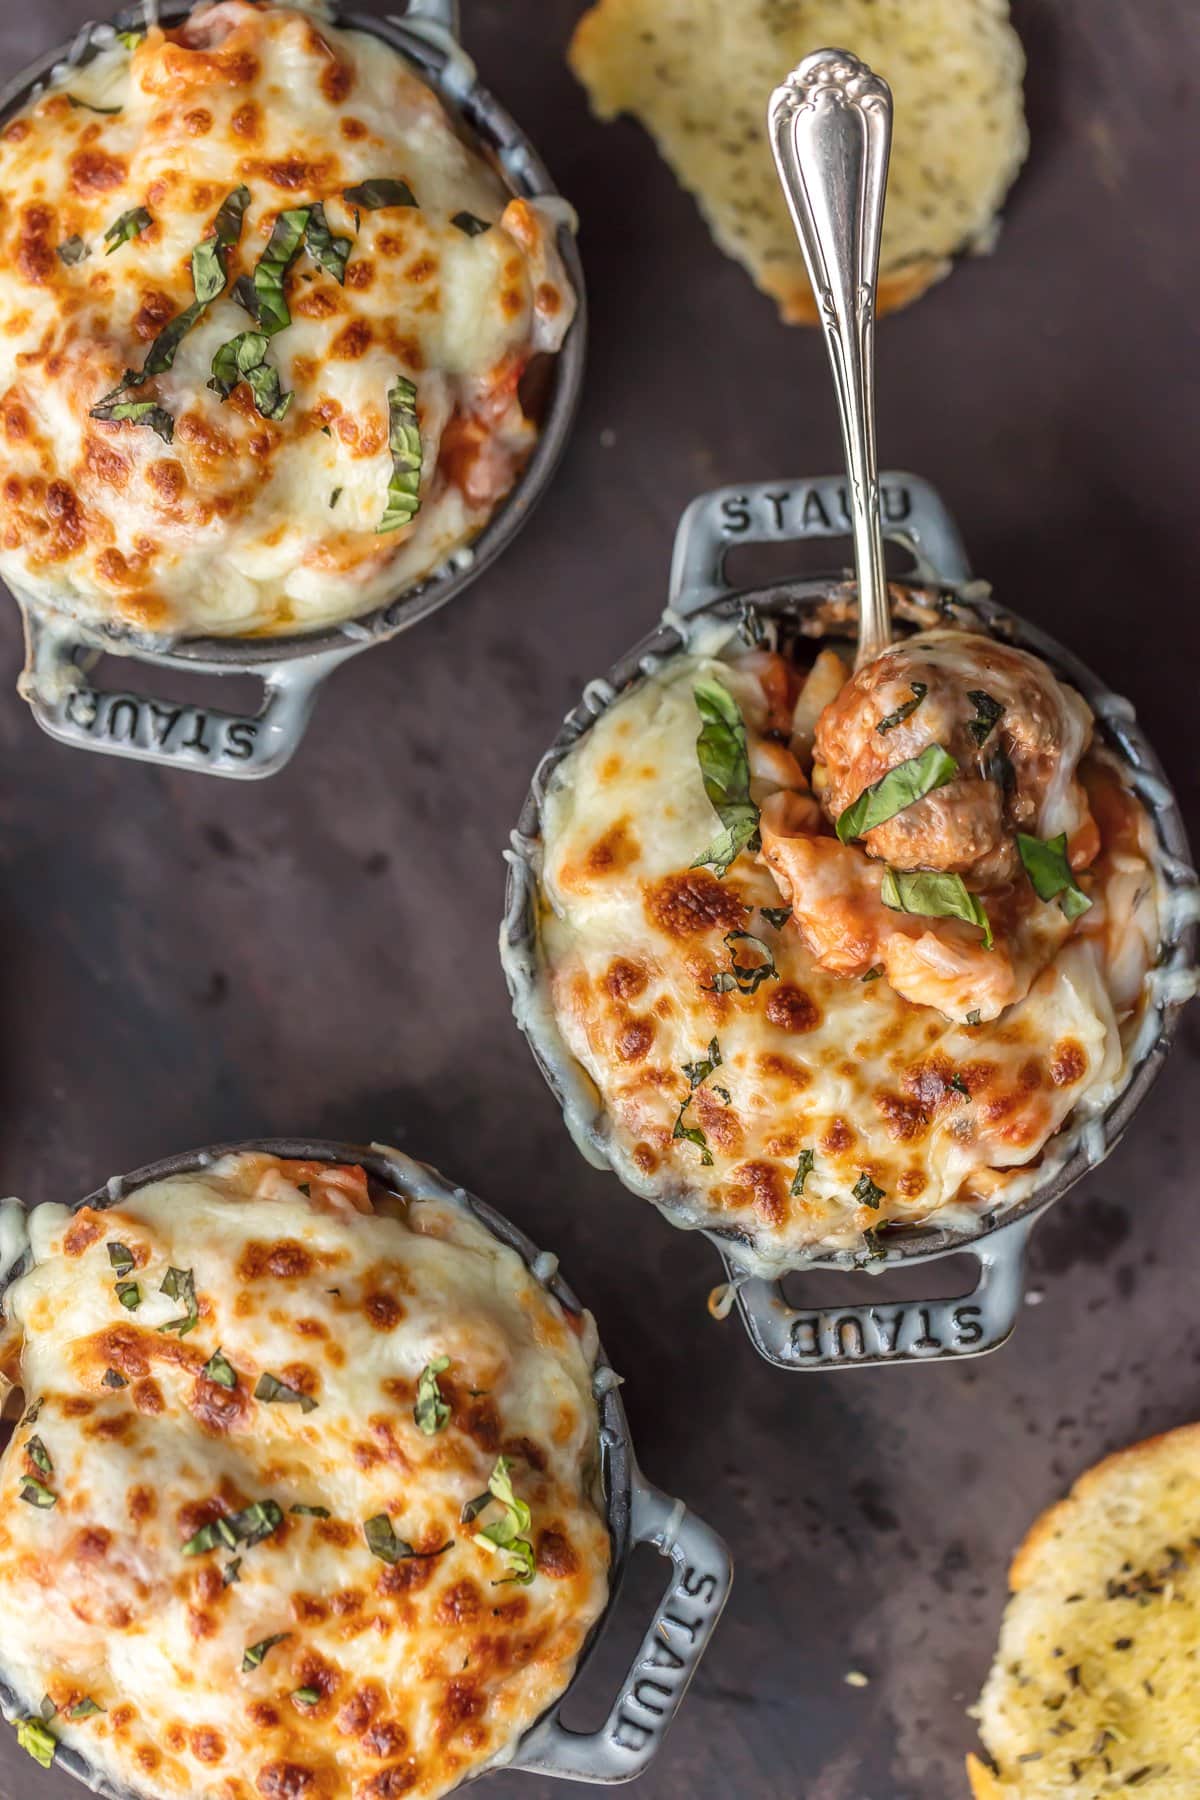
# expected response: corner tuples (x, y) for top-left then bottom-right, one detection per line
(814, 631), (1096, 885)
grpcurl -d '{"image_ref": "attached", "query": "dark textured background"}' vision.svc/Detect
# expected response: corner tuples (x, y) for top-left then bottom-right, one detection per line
(0, 3), (1197, 1797)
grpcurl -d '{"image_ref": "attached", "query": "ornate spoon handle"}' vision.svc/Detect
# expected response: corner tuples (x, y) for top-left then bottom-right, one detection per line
(768, 48), (893, 668)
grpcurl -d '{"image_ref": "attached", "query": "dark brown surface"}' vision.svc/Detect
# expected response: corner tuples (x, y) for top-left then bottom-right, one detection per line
(0, 3), (1198, 1797)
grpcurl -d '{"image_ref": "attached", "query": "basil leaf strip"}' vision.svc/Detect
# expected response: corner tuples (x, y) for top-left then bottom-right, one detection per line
(57, 236), (90, 266)
(236, 207), (310, 336)
(116, 1280), (142, 1310)
(255, 1372), (317, 1412)
(674, 1038), (722, 1167)
(876, 682), (927, 734)
(69, 96), (122, 116)
(1017, 832), (1093, 922)
(69, 1699), (104, 1720)
(290, 1504), (330, 1518)
(791, 1149), (815, 1197)
(102, 1368), (127, 1389)
(21, 1398), (43, 1425)
(20, 1477), (57, 1508)
(853, 1172), (885, 1208)
(292, 1687), (321, 1707)
(476, 1456), (536, 1586)
(209, 331), (292, 422)
(242, 1633), (290, 1673)
(107, 1242), (135, 1276)
(836, 743), (959, 843)
(305, 201), (351, 283)
(379, 374), (422, 531)
(760, 906), (792, 930)
(201, 1348), (237, 1390)
(880, 867), (994, 949)
(344, 178), (417, 211)
(690, 677), (761, 877)
(228, 1498), (284, 1546)
(90, 397), (175, 444)
(191, 183), (250, 306)
(26, 1436), (52, 1477)
(710, 929), (777, 996)
(967, 689), (1005, 746)
(414, 1357), (451, 1435)
(450, 210), (491, 237)
(363, 1513), (415, 1564)
(16, 1718), (56, 1768)
(117, 29), (144, 49)
(159, 1266), (199, 1336)
(460, 1491), (493, 1525)
(104, 206), (151, 255)
(222, 1557), (242, 1586)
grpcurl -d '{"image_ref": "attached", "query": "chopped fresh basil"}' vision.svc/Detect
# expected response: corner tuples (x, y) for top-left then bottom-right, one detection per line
(209, 331), (292, 421)
(39, 1696), (57, 1724)
(791, 1149), (815, 1197)
(159, 1266), (199, 1336)
(966, 689), (1005, 746)
(102, 1369), (126, 1389)
(242, 1633), (290, 1673)
(305, 201), (352, 283)
(191, 184), (250, 306)
(966, 1009), (982, 1027)
(862, 966), (883, 982)
(330, 487), (342, 508)
(69, 95), (122, 116)
(68, 1698), (104, 1720)
(20, 1477), (57, 1509)
(674, 1037), (723, 1165)
(414, 1356), (451, 1435)
(690, 676), (760, 877)
(949, 1074), (970, 1097)
(292, 1687), (321, 1707)
(235, 207), (310, 336)
(364, 1512), (415, 1565)
(21, 1398), (43, 1426)
(450, 210), (491, 237)
(1017, 832), (1092, 922)
(836, 743), (958, 842)
(880, 867), (994, 948)
(104, 206), (151, 255)
(876, 682), (927, 734)
(201, 1348), (237, 1390)
(56, 235), (90, 266)
(760, 906), (792, 930)
(852, 1172), (885, 1209)
(672, 1107), (713, 1167)
(476, 1456), (536, 1586)
(16, 1718), (56, 1768)
(90, 395), (175, 443)
(707, 929), (778, 996)
(859, 1228), (889, 1264)
(379, 374), (422, 531)
(682, 1038), (722, 1088)
(116, 1280), (142, 1310)
(182, 1518), (238, 1557)
(460, 1491), (492, 1525)
(26, 1436), (52, 1478)
(290, 1503), (330, 1518)
(227, 1498), (284, 1547)
(255, 1372), (317, 1413)
(107, 1241), (135, 1275)
(222, 1557), (242, 1586)
(297, 1182), (311, 1195)
(711, 1084), (731, 1105)
(117, 29), (144, 49)
(344, 178), (418, 211)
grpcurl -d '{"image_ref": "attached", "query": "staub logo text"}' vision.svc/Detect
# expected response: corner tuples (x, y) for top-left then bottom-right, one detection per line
(717, 480), (913, 538)
(63, 687), (259, 766)
(788, 1304), (987, 1363)
(608, 1562), (723, 1756)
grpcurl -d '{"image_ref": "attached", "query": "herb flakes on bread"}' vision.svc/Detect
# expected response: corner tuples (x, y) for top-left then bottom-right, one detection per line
(969, 1422), (1200, 1797)
(569, 0), (1028, 324)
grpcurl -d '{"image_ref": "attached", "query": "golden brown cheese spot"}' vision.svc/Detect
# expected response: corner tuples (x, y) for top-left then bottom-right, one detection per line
(615, 1018), (654, 1063)
(184, 108), (213, 135)
(362, 1722), (409, 1759)
(69, 149), (127, 195)
(15, 205), (57, 286)
(3, 399), (29, 442)
(437, 1680), (484, 1743)
(691, 1083), (742, 1154)
(4, 119), (31, 143)
(345, 259), (375, 292)
(757, 1051), (811, 1092)
(133, 290), (176, 341)
(536, 282), (563, 318)
(189, 1370), (249, 1436)
(585, 819), (640, 878)
(256, 1762), (318, 1798)
(361, 1768), (419, 1799)
(362, 1291), (403, 1331)
(332, 319), (372, 360)
(340, 116), (368, 140)
(536, 1529), (579, 1578)
(62, 1395), (94, 1418)
(71, 1526), (112, 1563)
(231, 101), (262, 141)
(260, 156), (333, 192)
(63, 1210), (103, 1256)
(132, 1377), (164, 1414)
(337, 1684), (381, 1738)
(320, 57), (354, 104)
(821, 1118), (856, 1155)
(294, 287), (341, 320)
(248, 1703), (280, 1731)
(605, 958), (648, 1001)
(876, 1093), (930, 1143)
(644, 870), (747, 939)
(95, 1324), (150, 1377)
(43, 480), (86, 558)
(436, 1580), (481, 1625)
(135, 1745), (162, 1774)
(238, 1239), (315, 1281)
(730, 1161), (787, 1225)
(86, 438), (133, 490)
(191, 1728), (225, 1764)
(632, 1143), (659, 1175)
(898, 1168), (928, 1199)
(1050, 1038), (1087, 1086)
(148, 459), (187, 504)
(377, 1556), (438, 1598)
(765, 984), (821, 1034)
(127, 1485), (157, 1523)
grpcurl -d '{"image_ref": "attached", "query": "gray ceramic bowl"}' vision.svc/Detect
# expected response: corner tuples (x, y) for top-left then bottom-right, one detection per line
(8, 0), (587, 778)
(0, 1136), (730, 1796)
(502, 473), (1199, 1371)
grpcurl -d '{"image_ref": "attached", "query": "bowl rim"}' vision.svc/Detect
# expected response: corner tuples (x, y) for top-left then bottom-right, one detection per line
(501, 576), (1198, 1277)
(0, 1136), (639, 1800)
(0, 0), (588, 668)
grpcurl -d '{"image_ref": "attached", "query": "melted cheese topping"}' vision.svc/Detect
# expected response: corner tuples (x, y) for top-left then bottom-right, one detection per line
(0, 2), (574, 637)
(533, 640), (1161, 1268)
(0, 1154), (609, 1799)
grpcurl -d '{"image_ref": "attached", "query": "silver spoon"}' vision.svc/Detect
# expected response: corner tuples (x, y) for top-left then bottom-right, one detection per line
(768, 48), (893, 670)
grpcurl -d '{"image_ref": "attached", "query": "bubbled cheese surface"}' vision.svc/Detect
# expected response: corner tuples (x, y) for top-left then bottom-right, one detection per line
(0, 2), (574, 638)
(0, 1153), (609, 1800)
(535, 647), (1158, 1269)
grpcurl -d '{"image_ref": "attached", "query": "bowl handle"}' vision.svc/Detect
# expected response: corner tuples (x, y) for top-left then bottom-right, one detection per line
(510, 1463), (732, 1783)
(393, 1), (462, 42)
(667, 470), (972, 615)
(18, 605), (358, 780)
(729, 1214), (1033, 1370)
